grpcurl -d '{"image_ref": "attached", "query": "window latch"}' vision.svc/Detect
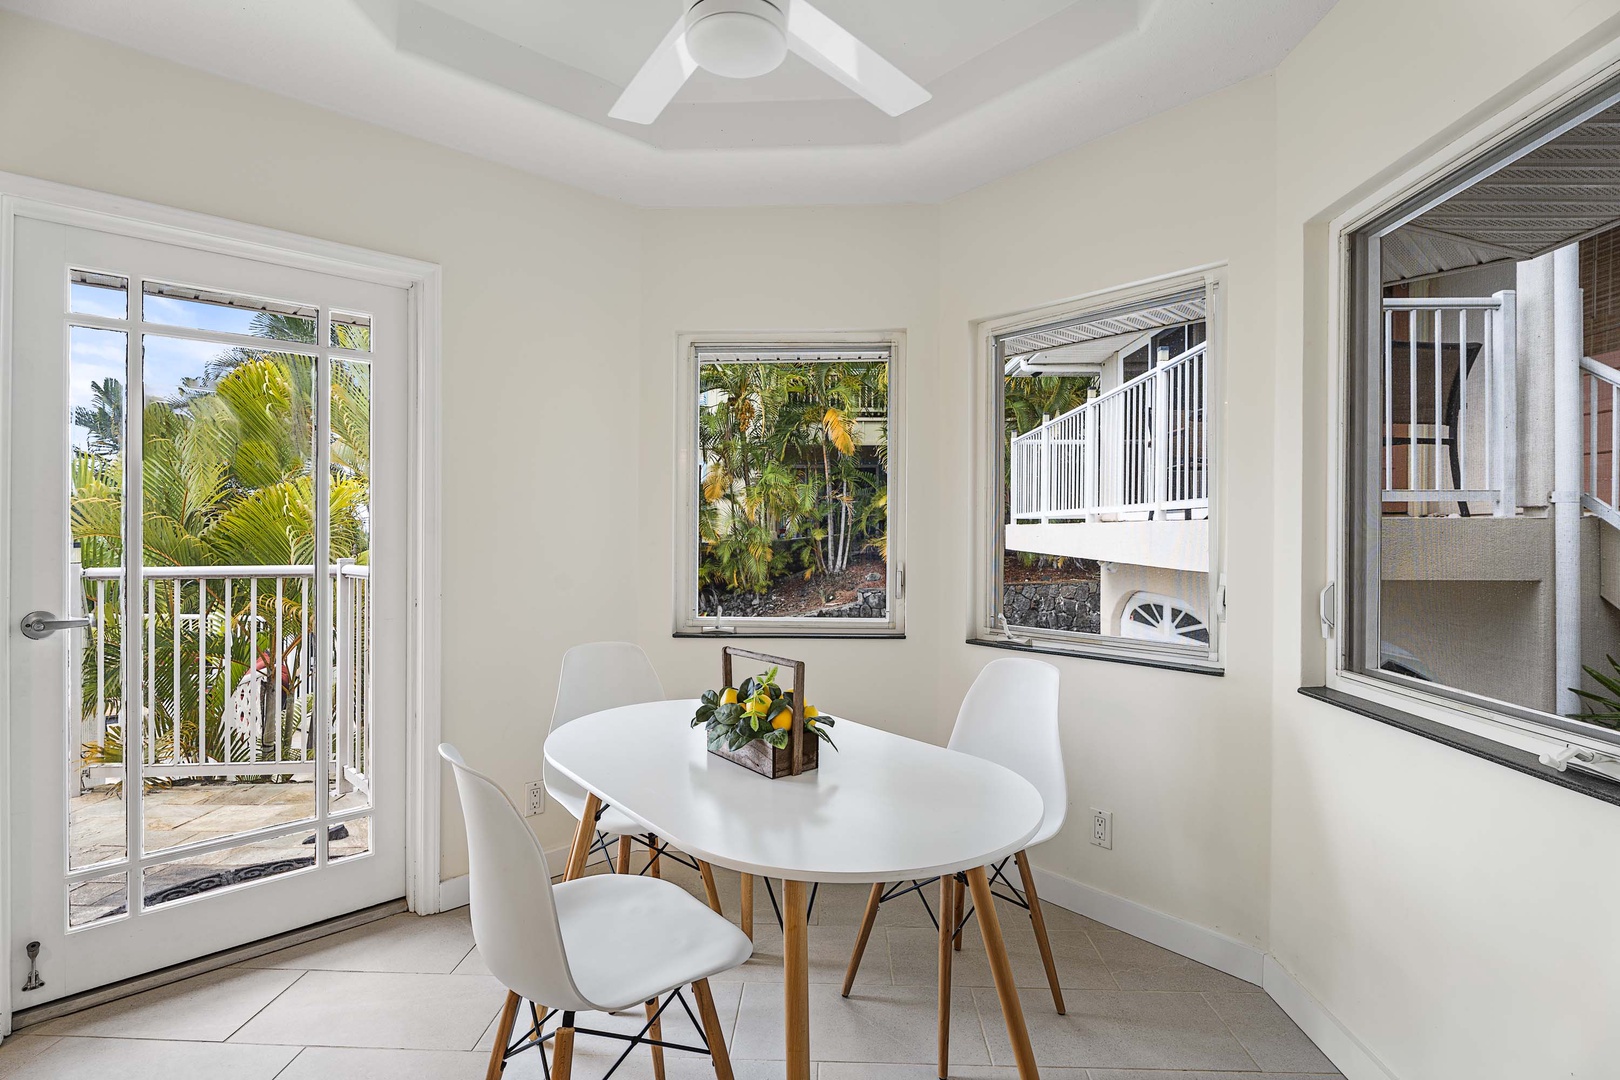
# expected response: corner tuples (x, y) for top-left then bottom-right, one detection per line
(997, 615), (1033, 646)
(1539, 743), (1620, 775)
(700, 625), (737, 636)
(1319, 582), (1335, 639)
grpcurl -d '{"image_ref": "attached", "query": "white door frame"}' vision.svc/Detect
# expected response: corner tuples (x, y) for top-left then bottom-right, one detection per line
(0, 172), (444, 1035)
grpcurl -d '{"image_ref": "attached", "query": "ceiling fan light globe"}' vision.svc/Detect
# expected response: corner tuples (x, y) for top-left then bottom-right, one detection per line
(685, 2), (787, 79)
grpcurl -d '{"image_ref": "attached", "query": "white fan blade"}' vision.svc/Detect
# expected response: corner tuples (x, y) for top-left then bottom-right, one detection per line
(610, 15), (698, 124)
(784, 0), (930, 117)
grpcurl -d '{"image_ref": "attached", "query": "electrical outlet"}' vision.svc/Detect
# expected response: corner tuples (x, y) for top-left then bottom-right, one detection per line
(525, 781), (545, 817)
(1090, 808), (1112, 850)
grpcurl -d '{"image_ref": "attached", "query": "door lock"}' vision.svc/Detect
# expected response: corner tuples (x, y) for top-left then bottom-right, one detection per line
(20, 611), (92, 640)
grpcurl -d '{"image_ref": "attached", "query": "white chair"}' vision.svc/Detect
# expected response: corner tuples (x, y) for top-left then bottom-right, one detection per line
(441, 743), (752, 1080)
(841, 657), (1068, 1014)
(548, 643), (675, 879)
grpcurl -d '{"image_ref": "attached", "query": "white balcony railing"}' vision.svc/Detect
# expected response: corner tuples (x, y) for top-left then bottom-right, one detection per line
(1582, 356), (1620, 529)
(1381, 293), (1518, 516)
(74, 559), (371, 795)
(1010, 341), (1208, 522)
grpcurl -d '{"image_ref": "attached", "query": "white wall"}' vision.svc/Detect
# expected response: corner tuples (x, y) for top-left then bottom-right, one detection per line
(936, 76), (1280, 949)
(0, 13), (645, 878)
(1272, 1), (1620, 1077)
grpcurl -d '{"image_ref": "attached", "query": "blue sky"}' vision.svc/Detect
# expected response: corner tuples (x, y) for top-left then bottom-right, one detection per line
(68, 282), (312, 453)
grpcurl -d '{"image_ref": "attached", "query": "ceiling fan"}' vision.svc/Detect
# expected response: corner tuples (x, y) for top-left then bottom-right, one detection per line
(610, 0), (931, 124)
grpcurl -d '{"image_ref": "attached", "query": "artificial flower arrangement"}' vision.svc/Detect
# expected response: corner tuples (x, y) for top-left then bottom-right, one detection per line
(692, 660), (836, 777)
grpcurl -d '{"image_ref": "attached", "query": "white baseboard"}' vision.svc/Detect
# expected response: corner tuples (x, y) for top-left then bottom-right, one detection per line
(1029, 866), (1266, 986)
(1263, 955), (1399, 1080)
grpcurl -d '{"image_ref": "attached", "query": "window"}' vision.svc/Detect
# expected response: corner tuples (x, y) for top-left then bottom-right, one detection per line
(675, 337), (903, 636)
(975, 271), (1224, 670)
(1341, 77), (1620, 762)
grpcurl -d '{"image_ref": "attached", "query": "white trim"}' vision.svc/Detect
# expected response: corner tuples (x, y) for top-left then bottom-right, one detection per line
(1319, 39), (1620, 757)
(1028, 865), (1264, 986)
(1263, 955), (1402, 1080)
(0, 171), (443, 1029)
(671, 329), (908, 637)
(971, 264), (1228, 673)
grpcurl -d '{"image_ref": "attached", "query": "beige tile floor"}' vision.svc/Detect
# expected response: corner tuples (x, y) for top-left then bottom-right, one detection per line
(0, 855), (1342, 1080)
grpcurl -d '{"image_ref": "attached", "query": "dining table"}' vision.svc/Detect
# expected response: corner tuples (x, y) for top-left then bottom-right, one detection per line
(543, 699), (1046, 1080)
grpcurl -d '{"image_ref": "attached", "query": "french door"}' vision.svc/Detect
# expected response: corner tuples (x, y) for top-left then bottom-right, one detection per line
(8, 216), (408, 1004)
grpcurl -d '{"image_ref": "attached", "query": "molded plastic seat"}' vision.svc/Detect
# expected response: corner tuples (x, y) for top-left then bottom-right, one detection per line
(546, 642), (667, 840)
(947, 657), (1066, 846)
(440, 742), (751, 1015)
(555, 873), (752, 1010)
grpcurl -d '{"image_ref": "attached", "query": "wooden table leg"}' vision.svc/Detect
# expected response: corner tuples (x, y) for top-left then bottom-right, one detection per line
(782, 879), (811, 1080)
(485, 990), (521, 1080)
(564, 794), (601, 881)
(740, 874), (754, 940)
(698, 860), (724, 915)
(967, 866), (1038, 1080)
(936, 874), (955, 1080)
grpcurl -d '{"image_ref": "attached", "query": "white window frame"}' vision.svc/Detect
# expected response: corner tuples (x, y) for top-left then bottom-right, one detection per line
(970, 266), (1227, 673)
(1322, 43), (1620, 774)
(673, 331), (906, 638)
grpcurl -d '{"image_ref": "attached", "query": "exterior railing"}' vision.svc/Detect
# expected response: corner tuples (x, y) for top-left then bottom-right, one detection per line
(1381, 293), (1518, 516)
(1010, 341), (1209, 522)
(1582, 356), (1620, 529)
(74, 560), (371, 795)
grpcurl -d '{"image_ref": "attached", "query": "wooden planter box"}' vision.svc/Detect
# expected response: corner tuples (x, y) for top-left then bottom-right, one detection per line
(707, 647), (817, 779)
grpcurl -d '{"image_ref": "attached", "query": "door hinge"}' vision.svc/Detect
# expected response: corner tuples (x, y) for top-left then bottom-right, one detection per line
(1319, 581), (1336, 639)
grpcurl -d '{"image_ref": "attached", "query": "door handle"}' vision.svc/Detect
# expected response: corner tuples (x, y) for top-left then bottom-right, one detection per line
(20, 611), (92, 640)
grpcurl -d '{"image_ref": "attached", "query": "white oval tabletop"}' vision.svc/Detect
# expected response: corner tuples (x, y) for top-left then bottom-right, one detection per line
(543, 699), (1043, 884)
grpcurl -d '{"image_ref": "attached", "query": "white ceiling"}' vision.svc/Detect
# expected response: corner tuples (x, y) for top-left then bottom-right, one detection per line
(0, 0), (1338, 206)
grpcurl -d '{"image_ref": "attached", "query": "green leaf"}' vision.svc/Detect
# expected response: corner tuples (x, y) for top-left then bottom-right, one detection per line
(763, 729), (790, 749)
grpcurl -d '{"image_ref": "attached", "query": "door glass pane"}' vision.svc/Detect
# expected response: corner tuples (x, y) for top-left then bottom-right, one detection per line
(142, 830), (318, 911)
(142, 281), (317, 344)
(140, 333), (317, 852)
(70, 326), (127, 870)
(330, 358), (372, 818)
(70, 271), (128, 319)
(69, 873), (127, 928)
(331, 311), (372, 352)
(331, 816), (370, 862)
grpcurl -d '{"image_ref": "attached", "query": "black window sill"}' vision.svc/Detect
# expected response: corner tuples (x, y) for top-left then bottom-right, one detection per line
(1299, 686), (1620, 809)
(968, 636), (1224, 677)
(673, 632), (905, 641)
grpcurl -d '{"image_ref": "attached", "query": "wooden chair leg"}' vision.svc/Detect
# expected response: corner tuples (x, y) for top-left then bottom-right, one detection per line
(551, 1015), (577, 1080)
(645, 998), (666, 1080)
(1015, 849), (1065, 1015)
(951, 873), (966, 952)
(693, 978), (736, 1080)
(564, 795), (601, 882)
(936, 874), (955, 1080)
(647, 833), (662, 878)
(698, 860), (724, 915)
(617, 835), (632, 874)
(485, 990), (521, 1080)
(740, 874), (754, 939)
(841, 882), (885, 997)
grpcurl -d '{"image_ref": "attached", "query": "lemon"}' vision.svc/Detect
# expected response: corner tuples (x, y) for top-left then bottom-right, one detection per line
(803, 705), (820, 718)
(772, 712), (793, 730)
(721, 687), (738, 705)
